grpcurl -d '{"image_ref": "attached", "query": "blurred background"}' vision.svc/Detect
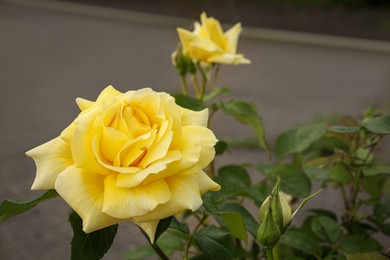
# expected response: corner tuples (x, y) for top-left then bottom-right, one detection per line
(1, 0), (389, 259)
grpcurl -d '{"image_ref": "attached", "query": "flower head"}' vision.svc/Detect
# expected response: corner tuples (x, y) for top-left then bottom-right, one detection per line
(177, 12), (250, 65)
(26, 86), (220, 242)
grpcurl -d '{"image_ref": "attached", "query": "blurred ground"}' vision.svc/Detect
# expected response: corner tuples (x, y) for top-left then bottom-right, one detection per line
(0, 0), (390, 259)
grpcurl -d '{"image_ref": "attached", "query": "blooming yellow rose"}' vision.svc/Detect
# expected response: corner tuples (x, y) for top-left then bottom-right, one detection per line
(26, 86), (220, 241)
(177, 12), (250, 65)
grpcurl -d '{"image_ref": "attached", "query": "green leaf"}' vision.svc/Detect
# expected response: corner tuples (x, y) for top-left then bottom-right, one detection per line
(69, 210), (118, 260)
(154, 216), (172, 243)
(156, 232), (185, 256)
(363, 165), (390, 176)
(170, 217), (189, 234)
(279, 230), (321, 258)
(345, 252), (388, 260)
(174, 94), (206, 111)
(308, 209), (337, 221)
(202, 196), (249, 242)
(374, 201), (390, 223)
(124, 231), (185, 260)
(124, 245), (154, 260)
(275, 124), (326, 159)
(340, 235), (382, 253)
(303, 153), (344, 168)
(215, 140), (228, 155)
(218, 165), (251, 187)
(305, 165), (331, 181)
(213, 166), (264, 203)
(330, 163), (352, 183)
(0, 190), (59, 221)
(361, 115), (390, 134)
(220, 100), (270, 157)
(327, 125), (361, 133)
(350, 222), (376, 237)
(203, 86), (230, 101)
(194, 226), (235, 260)
(221, 212), (248, 243)
(362, 175), (385, 199)
(190, 253), (213, 260)
(218, 202), (259, 239)
(310, 216), (340, 244)
(269, 164), (312, 197)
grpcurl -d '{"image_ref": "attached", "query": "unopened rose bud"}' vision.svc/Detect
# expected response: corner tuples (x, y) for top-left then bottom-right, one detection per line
(259, 178), (292, 234)
(257, 200), (281, 248)
(172, 45), (196, 77)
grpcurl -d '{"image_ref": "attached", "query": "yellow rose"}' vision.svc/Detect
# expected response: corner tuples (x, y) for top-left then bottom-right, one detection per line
(26, 86), (220, 241)
(177, 12), (250, 65)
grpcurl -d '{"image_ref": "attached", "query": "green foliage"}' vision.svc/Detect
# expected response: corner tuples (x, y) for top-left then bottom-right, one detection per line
(219, 100), (270, 157)
(203, 86), (230, 101)
(275, 124), (326, 159)
(0, 190), (58, 221)
(345, 252), (388, 260)
(279, 230), (321, 258)
(194, 226), (236, 260)
(124, 229), (185, 260)
(340, 235), (382, 253)
(174, 94), (206, 111)
(310, 216), (340, 244)
(68, 210), (118, 260)
(268, 164), (312, 197)
(153, 216), (173, 243)
(361, 115), (390, 134)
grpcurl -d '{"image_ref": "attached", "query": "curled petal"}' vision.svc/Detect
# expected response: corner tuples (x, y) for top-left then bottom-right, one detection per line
(208, 53), (251, 65)
(136, 220), (160, 243)
(134, 174), (202, 223)
(75, 98), (94, 111)
(180, 107), (209, 127)
(72, 107), (110, 175)
(195, 170), (221, 194)
(26, 137), (73, 190)
(55, 166), (122, 233)
(103, 174), (171, 219)
(224, 23), (242, 54)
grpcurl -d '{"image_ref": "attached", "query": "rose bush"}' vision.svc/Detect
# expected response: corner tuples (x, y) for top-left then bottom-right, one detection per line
(177, 12), (250, 65)
(26, 86), (220, 241)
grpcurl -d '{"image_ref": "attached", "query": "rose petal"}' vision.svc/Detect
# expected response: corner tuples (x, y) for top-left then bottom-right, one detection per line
(55, 166), (122, 233)
(117, 150), (181, 188)
(136, 220), (159, 243)
(224, 23), (242, 54)
(72, 107), (110, 175)
(101, 126), (128, 163)
(134, 174), (202, 222)
(200, 12), (226, 49)
(208, 53), (251, 65)
(26, 137), (73, 190)
(75, 98), (94, 111)
(176, 125), (217, 176)
(103, 174), (171, 219)
(139, 121), (173, 168)
(195, 170), (221, 194)
(95, 85), (122, 105)
(180, 107), (209, 127)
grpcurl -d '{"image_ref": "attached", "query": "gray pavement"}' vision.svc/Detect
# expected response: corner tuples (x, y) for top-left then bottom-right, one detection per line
(0, 1), (390, 259)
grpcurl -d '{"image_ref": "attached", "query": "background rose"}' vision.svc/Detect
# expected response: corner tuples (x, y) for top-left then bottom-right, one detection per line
(26, 86), (220, 241)
(177, 12), (250, 65)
